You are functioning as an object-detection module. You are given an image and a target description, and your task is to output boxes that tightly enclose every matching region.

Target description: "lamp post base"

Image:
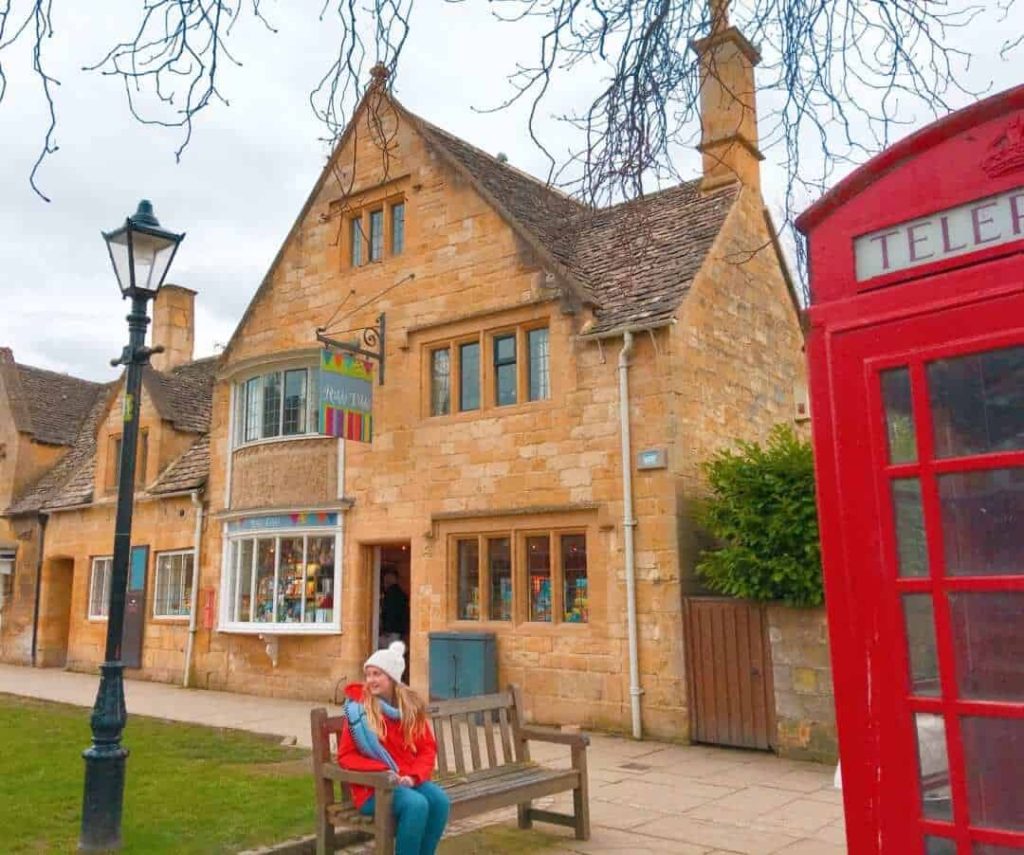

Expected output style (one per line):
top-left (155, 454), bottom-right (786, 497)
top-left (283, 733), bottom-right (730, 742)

top-left (79, 662), bottom-right (129, 851)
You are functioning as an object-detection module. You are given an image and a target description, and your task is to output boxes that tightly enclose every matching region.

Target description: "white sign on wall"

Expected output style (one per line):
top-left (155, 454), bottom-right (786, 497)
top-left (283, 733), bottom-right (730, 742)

top-left (854, 186), bottom-right (1024, 282)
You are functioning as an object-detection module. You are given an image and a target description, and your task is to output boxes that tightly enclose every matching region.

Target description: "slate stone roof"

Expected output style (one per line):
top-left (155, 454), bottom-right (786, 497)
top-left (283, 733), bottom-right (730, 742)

top-left (568, 182), bottom-right (738, 334)
top-left (0, 348), bottom-right (106, 446)
top-left (149, 434), bottom-right (209, 495)
top-left (5, 357), bottom-right (218, 515)
top-left (143, 356), bottom-right (217, 433)
top-left (409, 110), bottom-right (738, 334)
top-left (5, 385), bottom-right (113, 514)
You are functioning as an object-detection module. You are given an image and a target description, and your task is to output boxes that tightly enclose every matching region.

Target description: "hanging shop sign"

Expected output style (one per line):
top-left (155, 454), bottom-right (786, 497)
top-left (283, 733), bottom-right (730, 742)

top-left (319, 349), bottom-right (374, 442)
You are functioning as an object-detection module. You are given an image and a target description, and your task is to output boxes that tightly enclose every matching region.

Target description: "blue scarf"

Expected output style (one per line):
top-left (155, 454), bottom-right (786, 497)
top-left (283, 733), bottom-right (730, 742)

top-left (343, 697), bottom-right (401, 773)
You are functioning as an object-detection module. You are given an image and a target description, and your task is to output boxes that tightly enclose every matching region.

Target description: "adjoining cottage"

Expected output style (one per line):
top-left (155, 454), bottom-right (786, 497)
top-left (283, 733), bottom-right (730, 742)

top-left (2, 11), bottom-right (807, 741)
top-left (1, 286), bottom-right (216, 681)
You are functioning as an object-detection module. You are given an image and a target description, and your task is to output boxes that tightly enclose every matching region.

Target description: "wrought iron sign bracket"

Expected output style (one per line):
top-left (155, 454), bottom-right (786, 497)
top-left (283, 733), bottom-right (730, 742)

top-left (315, 313), bottom-right (386, 385)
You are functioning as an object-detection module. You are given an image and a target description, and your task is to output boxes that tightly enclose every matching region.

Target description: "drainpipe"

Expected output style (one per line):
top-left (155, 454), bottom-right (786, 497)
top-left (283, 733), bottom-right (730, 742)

top-left (182, 490), bottom-right (203, 687)
top-left (29, 512), bottom-right (48, 667)
top-left (618, 330), bottom-right (643, 739)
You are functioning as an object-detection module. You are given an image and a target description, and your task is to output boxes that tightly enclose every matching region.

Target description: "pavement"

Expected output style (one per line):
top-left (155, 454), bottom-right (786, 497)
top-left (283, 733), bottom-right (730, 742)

top-left (0, 663), bottom-right (847, 854)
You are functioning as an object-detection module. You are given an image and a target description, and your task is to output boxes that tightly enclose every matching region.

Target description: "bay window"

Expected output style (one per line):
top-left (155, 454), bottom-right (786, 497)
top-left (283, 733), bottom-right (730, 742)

top-left (222, 513), bottom-right (341, 631)
top-left (235, 366), bottom-right (319, 446)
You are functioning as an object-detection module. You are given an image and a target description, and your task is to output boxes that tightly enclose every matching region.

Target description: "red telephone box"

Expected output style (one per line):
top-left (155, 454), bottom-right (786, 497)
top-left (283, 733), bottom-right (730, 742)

top-left (798, 86), bottom-right (1024, 855)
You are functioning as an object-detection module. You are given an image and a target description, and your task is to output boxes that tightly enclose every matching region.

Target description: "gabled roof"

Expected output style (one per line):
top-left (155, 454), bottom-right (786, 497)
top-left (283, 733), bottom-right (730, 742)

top-left (142, 357), bottom-right (218, 433)
top-left (5, 357), bottom-right (217, 515)
top-left (221, 87), bottom-right (741, 359)
top-left (0, 347), bottom-right (106, 446)
top-left (569, 182), bottom-right (739, 334)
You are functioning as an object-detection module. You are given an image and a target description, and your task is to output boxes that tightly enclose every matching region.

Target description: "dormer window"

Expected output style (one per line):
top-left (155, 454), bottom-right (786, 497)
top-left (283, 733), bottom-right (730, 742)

top-left (235, 366), bottom-right (319, 447)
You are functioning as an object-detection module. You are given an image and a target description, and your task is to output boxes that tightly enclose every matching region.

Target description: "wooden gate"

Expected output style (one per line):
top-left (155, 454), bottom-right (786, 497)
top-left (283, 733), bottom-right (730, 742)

top-left (684, 597), bottom-right (774, 750)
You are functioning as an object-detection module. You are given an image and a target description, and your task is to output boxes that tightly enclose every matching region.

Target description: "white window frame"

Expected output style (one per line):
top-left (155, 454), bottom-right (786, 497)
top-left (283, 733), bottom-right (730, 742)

top-left (232, 362), bottom-right (321, 449)
top-left (153, 550), bottom-right (194, 620)
top-left (0, 551), bottom-right (14, 612)
top-left (218, 515), bottom-right (344, 635)
top-left (88, 556), bottom-right (113, 620)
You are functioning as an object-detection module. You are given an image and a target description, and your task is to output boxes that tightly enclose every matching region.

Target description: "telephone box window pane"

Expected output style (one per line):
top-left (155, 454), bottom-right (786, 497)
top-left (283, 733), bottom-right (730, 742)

top-left (928, 345), bottom-right (1024, 458)
top-left (526, 536), bottom-right (551, 622)
top-left (914, 713), bottom-right (952, 821)
top-left (460, 342), bottom-right (481, 412)
top-left (562, 534), bottom-right (588, 623)
top-left (456, 539), bottom-right (479, 620)
top-left (974, 844), bottom-right (1024, 854)
top-left (893, 478), bottom-right (929, 578)
top-left (951, 591), bottom-right (1024, 702)
top-left (962, 716), bottom-right (1024, 832)
top-left (488, 537), bottom-right (512, 621)
top-left (939, 468), bottom-right (1024, 576)
top-left (881, 367), bottom-right (918, 463)
top-left (903, 595), bottom-right (941, 697)
top-left (923, 838), bottom-right (956, 855)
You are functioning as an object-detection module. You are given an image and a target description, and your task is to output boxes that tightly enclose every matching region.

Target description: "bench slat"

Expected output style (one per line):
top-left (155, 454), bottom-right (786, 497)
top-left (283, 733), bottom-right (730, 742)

top-left (497, 706), bottom-right (514, 764)
top-left (481, 712), bottom-right (497, 774)
top-left (425, 691), bottom-right (511, 716)
top-left (464, 714), bottom-right (483, 771)
top-left (432, 717), bottom-right (449, 777)
top-left (450, 715), bottom-right (466, 776)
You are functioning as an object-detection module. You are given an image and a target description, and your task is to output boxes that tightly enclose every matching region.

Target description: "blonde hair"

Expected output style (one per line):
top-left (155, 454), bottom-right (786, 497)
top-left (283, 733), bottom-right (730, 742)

top-left (362, 681), bottom-right (429, 748)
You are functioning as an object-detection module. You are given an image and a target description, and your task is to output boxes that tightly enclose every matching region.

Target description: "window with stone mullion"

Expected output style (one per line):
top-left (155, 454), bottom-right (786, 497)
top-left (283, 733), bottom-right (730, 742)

top-left (431, 348), bottom-right (451, 416)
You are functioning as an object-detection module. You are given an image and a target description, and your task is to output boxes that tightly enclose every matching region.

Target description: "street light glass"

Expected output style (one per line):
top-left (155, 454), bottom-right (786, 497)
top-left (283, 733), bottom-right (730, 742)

top-left (102, 200), bottom-right (185, 299)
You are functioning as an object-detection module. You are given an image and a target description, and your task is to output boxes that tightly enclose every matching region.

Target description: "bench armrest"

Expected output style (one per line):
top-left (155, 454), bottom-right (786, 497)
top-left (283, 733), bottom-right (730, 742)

top-left (520, 725), bottom-right (590, 748)
top-left (319, 762), bottom-right (397, 789)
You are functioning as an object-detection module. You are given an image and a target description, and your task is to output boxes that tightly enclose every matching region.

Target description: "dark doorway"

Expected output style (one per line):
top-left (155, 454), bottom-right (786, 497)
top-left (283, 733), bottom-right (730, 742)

top-left (37, 557), bottom-right (74, 667)
top-left (372, 543), bottom-right (411, 664)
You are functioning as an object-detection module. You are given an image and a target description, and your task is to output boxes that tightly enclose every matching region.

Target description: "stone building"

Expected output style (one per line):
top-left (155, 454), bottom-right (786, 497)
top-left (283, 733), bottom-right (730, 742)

top-left (1, 286), bottom-right (216, 682)
top-left (185, 20), bottom-right (805, 739)
top-left (3, 14), bottom-right (813, 744)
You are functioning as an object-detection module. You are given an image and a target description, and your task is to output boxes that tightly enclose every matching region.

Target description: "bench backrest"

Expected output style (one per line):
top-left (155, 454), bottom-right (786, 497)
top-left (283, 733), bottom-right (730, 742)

top-left (427, 686), bottom-right (529, 778)
top-left (310, 684), bottom-right (528, 786)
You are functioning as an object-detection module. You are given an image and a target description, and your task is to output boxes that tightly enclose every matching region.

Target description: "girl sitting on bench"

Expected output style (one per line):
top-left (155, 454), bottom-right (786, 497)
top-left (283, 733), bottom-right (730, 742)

top-left (338, 640), bottom-right (450, 855)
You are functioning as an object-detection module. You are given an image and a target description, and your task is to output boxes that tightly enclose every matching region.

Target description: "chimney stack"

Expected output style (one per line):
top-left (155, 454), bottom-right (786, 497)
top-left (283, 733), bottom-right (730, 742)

top-left (692, 0), bottom-right (764, 193)
top-left (150, 284), bottom-right (196, 372)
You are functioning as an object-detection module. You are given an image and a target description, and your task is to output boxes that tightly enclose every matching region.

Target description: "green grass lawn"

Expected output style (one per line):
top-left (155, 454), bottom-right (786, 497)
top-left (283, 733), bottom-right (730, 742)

top-left (0, 694), bottom-right (561, 854)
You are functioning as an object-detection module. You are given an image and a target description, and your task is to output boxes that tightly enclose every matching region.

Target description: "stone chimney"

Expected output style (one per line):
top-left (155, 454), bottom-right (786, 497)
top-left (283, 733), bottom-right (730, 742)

top-left (150, 284), bottom-right (195, 372)
top-left (693, 0), bottom-right (764, 193)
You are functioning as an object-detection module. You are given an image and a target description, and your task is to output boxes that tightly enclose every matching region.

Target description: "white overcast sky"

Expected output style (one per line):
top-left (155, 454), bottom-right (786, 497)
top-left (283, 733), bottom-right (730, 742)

top-left (0, 2), bottom-right (1019, 382)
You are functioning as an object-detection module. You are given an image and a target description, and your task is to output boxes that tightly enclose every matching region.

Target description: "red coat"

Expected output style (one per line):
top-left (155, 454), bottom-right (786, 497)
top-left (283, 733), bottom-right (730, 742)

top-left (336, 683), bottom-right (437, 809)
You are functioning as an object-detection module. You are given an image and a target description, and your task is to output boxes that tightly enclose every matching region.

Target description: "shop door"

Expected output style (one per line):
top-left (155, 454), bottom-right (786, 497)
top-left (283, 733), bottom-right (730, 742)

top-left (833, 287), bottom-right (1024, 854)
top-left (121, 545), bottom-right (148, 669)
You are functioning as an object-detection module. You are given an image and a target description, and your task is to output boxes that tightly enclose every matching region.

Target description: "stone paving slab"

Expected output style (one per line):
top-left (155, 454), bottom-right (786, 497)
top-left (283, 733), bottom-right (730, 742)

top-left (0, 664), bottom-right (847, 854)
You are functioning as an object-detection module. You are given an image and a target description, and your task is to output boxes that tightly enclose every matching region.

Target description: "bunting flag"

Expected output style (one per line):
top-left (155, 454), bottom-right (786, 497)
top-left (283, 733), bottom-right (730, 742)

top-left (319, 349), bottom-right (374, 442)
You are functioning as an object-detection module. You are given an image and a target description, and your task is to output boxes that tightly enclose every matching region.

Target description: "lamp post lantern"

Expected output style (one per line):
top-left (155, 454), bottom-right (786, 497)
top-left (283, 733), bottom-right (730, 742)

top-left (79, 200), bottom-right (184, 851)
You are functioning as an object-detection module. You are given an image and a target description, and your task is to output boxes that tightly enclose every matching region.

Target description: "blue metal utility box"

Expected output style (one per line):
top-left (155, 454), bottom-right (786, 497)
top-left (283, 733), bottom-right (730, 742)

top-left (428, 631), bottom-right (498, 700)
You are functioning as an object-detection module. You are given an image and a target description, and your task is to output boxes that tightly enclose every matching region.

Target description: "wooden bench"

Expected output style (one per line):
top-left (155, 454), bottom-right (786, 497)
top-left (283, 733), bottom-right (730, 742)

top-left (310, 685), bottom-right (590, 855)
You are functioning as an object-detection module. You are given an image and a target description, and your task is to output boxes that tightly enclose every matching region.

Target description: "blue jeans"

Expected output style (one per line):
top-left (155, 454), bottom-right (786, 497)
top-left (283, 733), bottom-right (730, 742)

top-left (360, 781), bottom-right (450, 855)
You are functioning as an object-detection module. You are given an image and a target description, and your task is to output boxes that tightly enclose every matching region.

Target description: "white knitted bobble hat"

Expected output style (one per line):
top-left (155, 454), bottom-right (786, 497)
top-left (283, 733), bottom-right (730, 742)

top-left (364, 640), bottom-right (407, 685)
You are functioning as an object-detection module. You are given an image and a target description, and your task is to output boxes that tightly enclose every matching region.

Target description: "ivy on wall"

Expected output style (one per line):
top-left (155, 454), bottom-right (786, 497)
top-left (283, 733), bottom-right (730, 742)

top-left (696, 425), bottom-right (824, 607)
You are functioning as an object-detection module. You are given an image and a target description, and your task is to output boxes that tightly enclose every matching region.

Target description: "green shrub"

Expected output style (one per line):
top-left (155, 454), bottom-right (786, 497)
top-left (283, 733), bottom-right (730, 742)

top-left (696, 425), bottom-right (823, 606)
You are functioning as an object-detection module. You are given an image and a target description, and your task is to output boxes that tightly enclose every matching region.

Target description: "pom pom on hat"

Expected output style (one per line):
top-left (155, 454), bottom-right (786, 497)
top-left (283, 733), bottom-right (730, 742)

top-left (364, 640), bottom-right (407, 684)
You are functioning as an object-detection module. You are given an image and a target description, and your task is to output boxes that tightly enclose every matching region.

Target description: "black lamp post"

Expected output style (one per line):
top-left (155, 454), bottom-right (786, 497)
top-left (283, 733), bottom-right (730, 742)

top-left (79, 200), bottom-right (184, 851)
